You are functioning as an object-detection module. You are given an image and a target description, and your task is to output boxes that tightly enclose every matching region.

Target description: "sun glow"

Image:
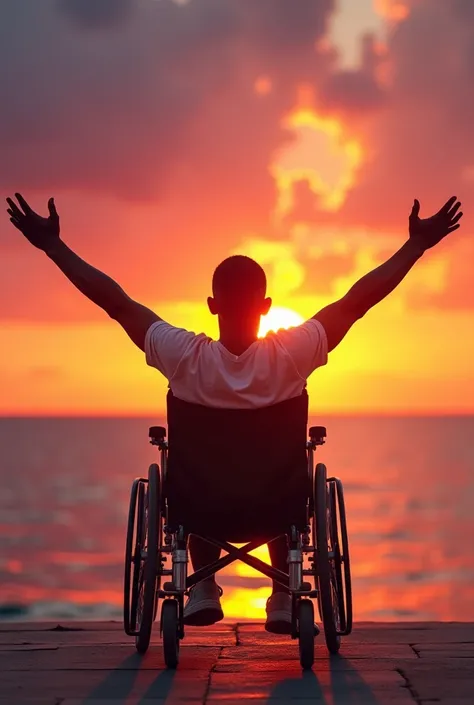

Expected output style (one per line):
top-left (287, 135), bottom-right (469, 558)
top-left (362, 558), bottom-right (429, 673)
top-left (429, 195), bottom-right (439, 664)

top-left (258, 306), bottom-right (305, 337)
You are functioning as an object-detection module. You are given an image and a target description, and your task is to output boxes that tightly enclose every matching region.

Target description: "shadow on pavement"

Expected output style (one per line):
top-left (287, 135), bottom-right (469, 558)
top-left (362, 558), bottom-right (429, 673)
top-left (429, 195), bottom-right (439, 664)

top-left (80, 653), bottom-right (176, 704)
top-left (328, 655), bottom-right (385, 704)
top-left (269, 655), bottom-right (384, 704)
top-left (137, 668), bottom-right (177, 703)
top-left (269, 669), bottom-right (325, 700)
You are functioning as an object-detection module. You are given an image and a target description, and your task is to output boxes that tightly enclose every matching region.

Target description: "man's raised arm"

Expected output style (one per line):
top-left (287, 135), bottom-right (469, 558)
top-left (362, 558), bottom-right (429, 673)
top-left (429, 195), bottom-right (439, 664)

top-left (314, 196), bottom-right (463, 353)
top-left (6, 193), bottom-right (160, 351)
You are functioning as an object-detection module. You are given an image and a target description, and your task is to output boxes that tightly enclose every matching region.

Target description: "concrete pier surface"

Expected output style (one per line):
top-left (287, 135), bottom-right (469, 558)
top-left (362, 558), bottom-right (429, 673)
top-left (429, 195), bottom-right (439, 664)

top-left (0, 621), bottom-right (473, 704)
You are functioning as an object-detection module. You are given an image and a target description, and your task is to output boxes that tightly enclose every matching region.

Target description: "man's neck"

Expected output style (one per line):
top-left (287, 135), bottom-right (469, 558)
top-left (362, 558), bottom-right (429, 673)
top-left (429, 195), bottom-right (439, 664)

top-left (218, 328), bottom-right (259, 357)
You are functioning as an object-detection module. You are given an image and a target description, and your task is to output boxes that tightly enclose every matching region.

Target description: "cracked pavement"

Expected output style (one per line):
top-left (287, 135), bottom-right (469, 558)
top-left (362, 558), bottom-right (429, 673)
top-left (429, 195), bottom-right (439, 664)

top-left (0, 621), bottom-right (473, 703)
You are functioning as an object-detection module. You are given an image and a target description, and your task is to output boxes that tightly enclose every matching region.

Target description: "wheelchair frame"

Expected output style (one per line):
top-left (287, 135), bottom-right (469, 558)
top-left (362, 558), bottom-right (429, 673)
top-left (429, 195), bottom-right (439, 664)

top-left (123, 424), bottom-right (352, 670)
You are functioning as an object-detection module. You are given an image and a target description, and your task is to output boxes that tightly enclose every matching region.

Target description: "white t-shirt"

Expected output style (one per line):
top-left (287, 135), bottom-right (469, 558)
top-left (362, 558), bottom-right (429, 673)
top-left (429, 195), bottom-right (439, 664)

top-left (145, 319), bottom-right (328, 409)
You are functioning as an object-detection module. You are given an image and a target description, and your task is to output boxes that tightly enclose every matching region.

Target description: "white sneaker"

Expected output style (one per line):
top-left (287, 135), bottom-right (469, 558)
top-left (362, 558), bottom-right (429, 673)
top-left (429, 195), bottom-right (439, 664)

top-left (265, 592), bottom-right (293, 634)
top-left (183, 580), bottom-right (224, 626)
top-left (265, 593), bottom-right (320, 636)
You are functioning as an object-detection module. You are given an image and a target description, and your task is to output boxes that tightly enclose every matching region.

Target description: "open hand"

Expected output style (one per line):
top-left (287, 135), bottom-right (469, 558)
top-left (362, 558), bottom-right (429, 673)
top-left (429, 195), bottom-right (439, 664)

top-left (6, 193), bottom-right (60, 252)
top-left (409, 196), bottom-right (463, 251)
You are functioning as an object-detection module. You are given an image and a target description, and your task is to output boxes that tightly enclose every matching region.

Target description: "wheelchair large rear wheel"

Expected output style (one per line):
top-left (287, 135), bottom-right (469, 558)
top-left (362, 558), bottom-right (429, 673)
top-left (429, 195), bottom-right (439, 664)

top-left (328, 480), bottom-right (353, 635)
top-left (314, 463), bottom-right (341, 654)
top-left (135, 463), bottom-right (161, 654)
top-left (124, 479), bottom-right (145, 635)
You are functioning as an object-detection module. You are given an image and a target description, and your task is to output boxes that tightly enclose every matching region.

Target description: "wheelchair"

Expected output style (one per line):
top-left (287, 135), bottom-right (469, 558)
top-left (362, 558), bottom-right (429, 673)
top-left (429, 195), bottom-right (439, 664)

top-left (123, 390), bottom-right (352, 670)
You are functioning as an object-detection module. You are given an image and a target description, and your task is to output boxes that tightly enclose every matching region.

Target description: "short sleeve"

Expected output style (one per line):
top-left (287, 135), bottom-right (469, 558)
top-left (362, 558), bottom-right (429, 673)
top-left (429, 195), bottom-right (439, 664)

top-left (144, 320), bottom-right (197, 380)
top-left (273, 319), bottom-right (328, 379)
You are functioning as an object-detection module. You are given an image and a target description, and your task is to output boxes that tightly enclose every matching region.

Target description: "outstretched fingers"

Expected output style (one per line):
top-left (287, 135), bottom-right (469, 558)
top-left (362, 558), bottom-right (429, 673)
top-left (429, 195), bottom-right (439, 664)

top-left (449, 210), bottom-right (463, 226)
top-left (446, 202), bottom-right (462, 231)
top-left (6, 197), bottom-right (23, 219)
top-left (6, 199), bottom-right (24, 231)
top-left (48, 197), bottom-right (58, 220)
top-left (448, 199), bottom-right (461, 216)
top-left (437, 196), bottom-right (458, 216)
top-left (14, 193), bottom-right (33, 215)
top-left (9, 218), bottom-right (21, 231)
top-left (447, 224), bottom-right (461, 234)
top-left (444, 200), bottom-right (463, 235)
top-left (438, 197), bottom-right (463, 235)
top-left (410, 199), bottom-right (420, 219)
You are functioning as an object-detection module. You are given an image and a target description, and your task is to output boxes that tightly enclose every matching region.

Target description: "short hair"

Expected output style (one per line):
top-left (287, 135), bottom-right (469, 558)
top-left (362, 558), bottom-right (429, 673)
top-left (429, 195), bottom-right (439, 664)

top-left (212, 255), bottom-right (267, 306)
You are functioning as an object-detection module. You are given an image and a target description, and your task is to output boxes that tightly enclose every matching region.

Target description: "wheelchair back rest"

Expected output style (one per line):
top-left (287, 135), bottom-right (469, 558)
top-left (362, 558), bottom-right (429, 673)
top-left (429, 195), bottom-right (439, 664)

top-left (165, 390), bottom-right (310, 500)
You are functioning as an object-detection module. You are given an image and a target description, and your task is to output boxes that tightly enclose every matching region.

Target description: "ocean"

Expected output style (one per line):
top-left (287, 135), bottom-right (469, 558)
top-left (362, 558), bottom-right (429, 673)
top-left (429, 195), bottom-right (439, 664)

top-left (0, 416), bottom-right (473, 623)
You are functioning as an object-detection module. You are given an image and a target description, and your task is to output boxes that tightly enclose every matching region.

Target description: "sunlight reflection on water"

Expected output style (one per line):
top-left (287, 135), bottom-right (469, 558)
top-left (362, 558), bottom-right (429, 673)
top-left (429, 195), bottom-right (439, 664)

top-left (0, 416), bottom-right (473, 621)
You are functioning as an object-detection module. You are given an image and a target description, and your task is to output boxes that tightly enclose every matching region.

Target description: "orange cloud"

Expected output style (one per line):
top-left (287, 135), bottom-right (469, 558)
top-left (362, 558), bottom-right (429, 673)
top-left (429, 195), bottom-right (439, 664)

top-left (374, 0), bottom-right (410, 22)
top-left (272, 104), bottom-right (363, 219)
top-left (2, 0), bottom-right (474, 415)
top-left (254, 76), bottom-right (273, 96)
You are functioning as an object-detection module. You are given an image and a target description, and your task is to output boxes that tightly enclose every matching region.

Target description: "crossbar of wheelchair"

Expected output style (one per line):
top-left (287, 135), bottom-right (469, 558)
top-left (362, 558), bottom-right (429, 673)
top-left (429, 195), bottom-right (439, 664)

top-left (186, 535), bottom-right (289, 590)
top-left (185, 536), bottom-right (264, 588)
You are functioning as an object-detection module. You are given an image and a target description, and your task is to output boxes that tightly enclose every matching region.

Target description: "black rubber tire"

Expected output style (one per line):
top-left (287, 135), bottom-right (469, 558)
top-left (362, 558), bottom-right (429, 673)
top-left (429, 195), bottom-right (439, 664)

top-left (329, 482), bottom-right (346, 633)
top-left (162, 599), bottom-right (180, 669)
top-left (124, 480), bottom-right (144, 635)
top-left (153, 591), bottom-right (159, 623)
top-left (315, 463), bottom-right (341, 655)
top-left (298, 599), bottom-right (315, 670)
top-left (135, 463), bottom-right (160, 655)
top-left (123, 479), bottom-right (138, 635)
top-left (336, 479), bottom-right (353, 634)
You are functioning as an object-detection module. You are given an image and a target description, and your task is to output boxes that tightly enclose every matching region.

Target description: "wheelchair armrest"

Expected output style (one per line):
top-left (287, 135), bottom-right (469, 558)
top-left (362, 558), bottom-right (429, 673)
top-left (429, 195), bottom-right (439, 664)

top-left (309, 426), bottom-right (326, 445)
top-left (149, 426), bottom-right (167, 443)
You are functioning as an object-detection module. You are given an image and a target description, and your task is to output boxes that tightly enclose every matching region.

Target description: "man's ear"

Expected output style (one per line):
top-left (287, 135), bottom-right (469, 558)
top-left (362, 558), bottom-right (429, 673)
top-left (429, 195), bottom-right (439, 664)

top-left (262, 297), bottom-right (272, 316)
top-left (208, 296), bottom-right (218, 315)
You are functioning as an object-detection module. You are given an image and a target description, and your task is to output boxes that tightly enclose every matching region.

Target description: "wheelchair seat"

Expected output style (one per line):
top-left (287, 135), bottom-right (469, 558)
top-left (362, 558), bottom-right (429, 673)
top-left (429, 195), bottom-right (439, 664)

top-left (164, 389), bottom-right (311, 541)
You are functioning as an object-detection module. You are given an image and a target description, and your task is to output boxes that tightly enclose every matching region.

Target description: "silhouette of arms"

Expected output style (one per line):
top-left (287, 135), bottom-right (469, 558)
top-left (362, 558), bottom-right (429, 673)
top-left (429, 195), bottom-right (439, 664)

top-left (6, 194), bottom-right (160, 351)
top-left (313, 197), bottom-right (463, 353)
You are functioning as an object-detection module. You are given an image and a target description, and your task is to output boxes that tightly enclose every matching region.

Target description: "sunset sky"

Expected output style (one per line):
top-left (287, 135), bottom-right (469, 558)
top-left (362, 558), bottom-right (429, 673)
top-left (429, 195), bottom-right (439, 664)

top-left (1, 0), bottom-right (473, 415)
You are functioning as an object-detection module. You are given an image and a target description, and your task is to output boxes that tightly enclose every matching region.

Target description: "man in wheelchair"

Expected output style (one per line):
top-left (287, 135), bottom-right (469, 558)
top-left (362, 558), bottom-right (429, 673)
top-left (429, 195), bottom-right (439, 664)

top-left (6, 193), bottom-right (462, 653)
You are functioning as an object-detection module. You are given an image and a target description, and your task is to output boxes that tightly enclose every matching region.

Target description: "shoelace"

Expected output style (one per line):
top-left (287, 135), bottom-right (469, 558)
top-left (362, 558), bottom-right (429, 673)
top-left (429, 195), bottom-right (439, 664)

top-left (266, 592), bottom-right (291, 606)
top-left (188, 582), bottom-right (223, 597)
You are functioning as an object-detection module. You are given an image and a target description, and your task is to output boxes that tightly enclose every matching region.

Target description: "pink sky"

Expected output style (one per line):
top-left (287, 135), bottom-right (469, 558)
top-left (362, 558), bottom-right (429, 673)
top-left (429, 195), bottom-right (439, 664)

top-left (1, 0), bottom-right (473, 415)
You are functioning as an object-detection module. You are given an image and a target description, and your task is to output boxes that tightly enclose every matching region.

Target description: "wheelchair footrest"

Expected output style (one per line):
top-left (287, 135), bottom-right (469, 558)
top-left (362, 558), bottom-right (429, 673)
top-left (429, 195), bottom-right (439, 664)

top-left (293, 589), bottom-right (318, 599)
top-left (159, 582), bottom-right (185, 597)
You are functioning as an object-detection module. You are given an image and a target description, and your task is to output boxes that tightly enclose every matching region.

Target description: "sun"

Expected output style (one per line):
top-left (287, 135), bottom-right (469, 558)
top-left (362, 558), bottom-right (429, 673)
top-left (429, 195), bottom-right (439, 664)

top-left (258, 306), bottom-right (305, 338)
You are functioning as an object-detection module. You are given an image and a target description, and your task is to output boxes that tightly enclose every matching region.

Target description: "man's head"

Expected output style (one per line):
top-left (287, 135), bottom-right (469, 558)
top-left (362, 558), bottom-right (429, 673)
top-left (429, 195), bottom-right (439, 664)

top-left (208, 255), bottom-right (272, 332)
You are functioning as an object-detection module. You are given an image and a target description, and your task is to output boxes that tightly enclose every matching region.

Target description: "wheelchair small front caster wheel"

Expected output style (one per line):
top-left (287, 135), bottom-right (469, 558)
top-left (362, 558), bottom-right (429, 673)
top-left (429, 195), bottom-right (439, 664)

top-left (161, 599), bottom-right (180, 669)
top-left (298, 599), bottom-right (315, 670)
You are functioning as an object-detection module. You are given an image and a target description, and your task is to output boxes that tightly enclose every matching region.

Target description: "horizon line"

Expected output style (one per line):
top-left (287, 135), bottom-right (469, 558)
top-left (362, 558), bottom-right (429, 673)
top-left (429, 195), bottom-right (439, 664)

top-left (1, 410), bottom-right (473, 419)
